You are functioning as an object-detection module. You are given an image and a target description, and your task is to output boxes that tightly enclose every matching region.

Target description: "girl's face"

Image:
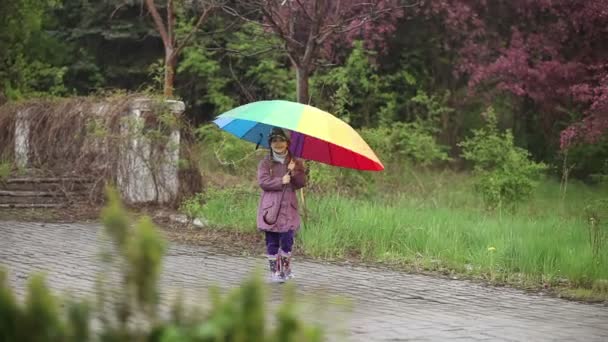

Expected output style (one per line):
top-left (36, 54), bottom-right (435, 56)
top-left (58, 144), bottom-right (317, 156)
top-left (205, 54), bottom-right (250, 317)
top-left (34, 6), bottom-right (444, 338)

top-left (271, 137), bottom-right (288, 154)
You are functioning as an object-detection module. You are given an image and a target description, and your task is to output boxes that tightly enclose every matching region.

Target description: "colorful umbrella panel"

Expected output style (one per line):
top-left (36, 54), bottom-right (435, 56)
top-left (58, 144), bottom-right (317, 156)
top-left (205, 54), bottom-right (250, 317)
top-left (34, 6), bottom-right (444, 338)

top-left (213, 100), bottom-right (383, 171)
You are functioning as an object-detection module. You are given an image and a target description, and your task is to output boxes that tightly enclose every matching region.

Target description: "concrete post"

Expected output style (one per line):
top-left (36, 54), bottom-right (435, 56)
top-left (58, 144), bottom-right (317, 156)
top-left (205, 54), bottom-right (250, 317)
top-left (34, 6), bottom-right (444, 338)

top-left (14, 109), bottom-right (30, 169)
top-left (117, 98), bottom-right (184, 203)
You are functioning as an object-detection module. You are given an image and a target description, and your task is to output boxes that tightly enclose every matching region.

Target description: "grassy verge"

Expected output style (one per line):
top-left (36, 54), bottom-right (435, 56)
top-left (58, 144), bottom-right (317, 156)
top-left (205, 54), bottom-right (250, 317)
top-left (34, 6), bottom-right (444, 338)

top-left (182, 174), bottom-right (608, 302)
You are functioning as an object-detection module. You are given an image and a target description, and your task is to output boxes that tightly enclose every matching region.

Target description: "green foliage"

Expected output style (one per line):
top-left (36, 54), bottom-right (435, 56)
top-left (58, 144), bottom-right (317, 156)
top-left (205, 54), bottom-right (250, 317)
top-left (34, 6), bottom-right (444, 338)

top-left (0, 270), bottom-right (20, 342)
top-left (177, 20), bottom-right (294, 117)
top-left (155, 277), bottom-right (321, 342)
top-left (178, 45), bottom-right (235, 113)
top-left (100, 186), bottom-right (130, 249)
top-left (311, 41), bottom-right (452, 131)
top-left (0, 0), bottom-right (68, 99)
top-left (23, 274), bottom-right (66, 341)
top-left (65, 299), bottom-right (91, 342)
top-left (563, 136), bottom-right (608, 181)
top-left (409, 90), bottom-right (454, 128)
top-left (360, 119), bottom-right (449, 167)
top-left (313, 41), bottom-right (383, 127)
top-left (126, 216), bottom-right (166, 315)
top-left (225, 22), bottom-right (295, 101)
top-left (459, 107), bottom-right (547, 209)
top-left (0, 270), bottom-right (88, 342)
top-left (179, 192), bottom-right (207, 219)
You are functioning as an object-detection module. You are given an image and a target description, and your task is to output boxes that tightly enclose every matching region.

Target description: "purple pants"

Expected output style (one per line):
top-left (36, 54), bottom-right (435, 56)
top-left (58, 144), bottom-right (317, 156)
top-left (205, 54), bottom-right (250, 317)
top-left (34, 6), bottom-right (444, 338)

top-left (265, 230), bottom-right (295, 256)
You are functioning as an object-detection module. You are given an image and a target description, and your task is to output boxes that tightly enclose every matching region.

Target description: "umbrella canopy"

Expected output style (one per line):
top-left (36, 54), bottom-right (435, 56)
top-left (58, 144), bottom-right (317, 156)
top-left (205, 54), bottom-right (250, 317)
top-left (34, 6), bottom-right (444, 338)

top-left (213, 100), bottom-right (384, 171)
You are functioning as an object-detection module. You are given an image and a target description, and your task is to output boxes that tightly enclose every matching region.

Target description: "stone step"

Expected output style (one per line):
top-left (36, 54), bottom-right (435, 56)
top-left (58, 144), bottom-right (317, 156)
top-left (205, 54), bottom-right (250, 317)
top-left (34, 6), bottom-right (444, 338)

top-left (0, 190), bottom-right (75, 197)
top-left (0, 177), bottom-right (93, 208)
top-left (0, 194), bottom-right (77, 205)
top-left (0, 203), bottom-right (66, 209)
top-left (0, 177), bottom-right (93, 192)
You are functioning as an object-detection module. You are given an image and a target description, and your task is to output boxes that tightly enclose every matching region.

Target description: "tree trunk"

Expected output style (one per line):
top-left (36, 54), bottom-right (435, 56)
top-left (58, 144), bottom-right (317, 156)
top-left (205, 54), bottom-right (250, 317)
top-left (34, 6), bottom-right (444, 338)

top-left (295, 65), bottom-right (309, 104)
top-left (164, 53), bottom-right (176, 97)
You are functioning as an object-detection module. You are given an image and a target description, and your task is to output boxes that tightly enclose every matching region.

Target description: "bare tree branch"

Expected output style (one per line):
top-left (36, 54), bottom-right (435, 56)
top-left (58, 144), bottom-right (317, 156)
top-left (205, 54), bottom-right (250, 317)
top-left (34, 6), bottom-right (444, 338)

top-left (316, 2), bottom-right (416, 44)
top-left (220, 47), bottom-right (278, 57)
top-left (174, 5), bottom-right (215, 57)
top-left (224, 0), bottom-right (300, 51)
top-left (301, 0), bottom-right (324, 67)
top-left (258, 5), bottom-right (304, 51)
top-left (293, 0), bottom-right (314, 22)
top-left (221, 4), bottom-right (271, 28)
top-left (145, 0), bottom-right (170, 48)
top-left (167, 0), bottom-right (175, 47)
top-left (110, 1), bottom-right (128, 19)
top-left (228, 58), bottom-right (256, 102)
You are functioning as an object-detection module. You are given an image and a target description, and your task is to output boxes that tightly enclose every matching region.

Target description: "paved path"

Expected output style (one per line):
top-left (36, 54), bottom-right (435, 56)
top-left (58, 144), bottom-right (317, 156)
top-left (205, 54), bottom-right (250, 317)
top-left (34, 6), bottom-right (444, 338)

top-left (1, 221), bottom-right (607, 341)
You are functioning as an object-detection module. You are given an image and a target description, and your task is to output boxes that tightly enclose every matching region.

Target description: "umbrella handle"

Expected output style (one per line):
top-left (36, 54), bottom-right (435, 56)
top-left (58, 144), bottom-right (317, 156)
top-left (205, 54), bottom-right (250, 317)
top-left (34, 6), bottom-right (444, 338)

top-left (262, 169), bottom-right (291, 225)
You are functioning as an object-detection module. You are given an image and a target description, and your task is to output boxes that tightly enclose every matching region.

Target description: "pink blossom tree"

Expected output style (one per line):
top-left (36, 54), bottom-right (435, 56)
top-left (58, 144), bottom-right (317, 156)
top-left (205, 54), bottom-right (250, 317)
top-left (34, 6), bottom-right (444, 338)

top-left (432, 0), bottom-right (608, 149)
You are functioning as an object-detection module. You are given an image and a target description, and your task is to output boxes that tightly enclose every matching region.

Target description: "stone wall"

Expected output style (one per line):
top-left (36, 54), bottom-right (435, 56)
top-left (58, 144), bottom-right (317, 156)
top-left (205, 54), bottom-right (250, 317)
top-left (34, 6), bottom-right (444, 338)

top-left (11, 97), bottom-right (183, 204)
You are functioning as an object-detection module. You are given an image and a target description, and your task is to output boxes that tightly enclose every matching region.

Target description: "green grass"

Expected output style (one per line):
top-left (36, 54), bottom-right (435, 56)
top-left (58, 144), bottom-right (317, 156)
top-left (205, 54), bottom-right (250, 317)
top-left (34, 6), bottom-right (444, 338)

top-left (184, 172), bottom-right (608, 297)
top-left (299, 194), bottom-right (607, 286)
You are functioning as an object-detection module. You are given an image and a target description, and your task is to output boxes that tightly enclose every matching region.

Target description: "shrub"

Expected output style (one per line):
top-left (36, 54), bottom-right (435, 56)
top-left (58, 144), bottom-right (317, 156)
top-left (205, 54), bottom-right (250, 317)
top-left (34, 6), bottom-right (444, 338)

top-left (459, 107), bottom-right (547, 209)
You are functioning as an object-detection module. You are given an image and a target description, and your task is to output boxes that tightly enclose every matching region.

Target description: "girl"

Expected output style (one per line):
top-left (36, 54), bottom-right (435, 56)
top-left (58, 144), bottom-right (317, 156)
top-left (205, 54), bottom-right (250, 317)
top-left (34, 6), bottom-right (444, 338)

top-left (257, 127), bottom-right (307, 283)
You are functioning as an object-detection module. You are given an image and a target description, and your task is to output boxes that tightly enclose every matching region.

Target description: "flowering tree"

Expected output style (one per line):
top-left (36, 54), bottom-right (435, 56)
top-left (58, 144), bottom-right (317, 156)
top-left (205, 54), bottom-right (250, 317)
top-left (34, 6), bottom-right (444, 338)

top-left (225, 0), bottom-right (408, 104)
top-left (432, 0), bottom-right (608, 149)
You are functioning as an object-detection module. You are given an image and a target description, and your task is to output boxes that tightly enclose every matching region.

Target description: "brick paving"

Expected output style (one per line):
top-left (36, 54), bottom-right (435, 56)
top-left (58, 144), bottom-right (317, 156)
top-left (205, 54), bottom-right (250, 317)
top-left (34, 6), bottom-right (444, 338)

top-left (1, 221), bottom-right (607, 341)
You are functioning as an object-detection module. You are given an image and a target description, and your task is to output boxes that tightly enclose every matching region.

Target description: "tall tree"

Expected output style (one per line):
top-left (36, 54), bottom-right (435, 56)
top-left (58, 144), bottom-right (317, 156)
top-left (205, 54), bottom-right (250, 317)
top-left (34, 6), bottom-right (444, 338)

top-left (144, 0), bottom-right (218, 97)
top-left (225, 0), bottom-right (408, 104)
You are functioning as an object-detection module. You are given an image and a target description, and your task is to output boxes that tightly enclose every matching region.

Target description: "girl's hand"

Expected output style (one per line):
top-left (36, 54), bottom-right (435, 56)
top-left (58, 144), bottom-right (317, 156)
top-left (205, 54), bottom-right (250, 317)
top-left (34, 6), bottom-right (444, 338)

top-left (282, 174), bottom-right (291, 184)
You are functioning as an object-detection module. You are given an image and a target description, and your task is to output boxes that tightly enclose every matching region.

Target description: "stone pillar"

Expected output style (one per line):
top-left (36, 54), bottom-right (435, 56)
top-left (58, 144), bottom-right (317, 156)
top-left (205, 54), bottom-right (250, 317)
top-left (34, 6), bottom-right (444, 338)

top-left (117, 98), bottom-right (184, 203)
top-left (14, 109), bottom-right (30, 169)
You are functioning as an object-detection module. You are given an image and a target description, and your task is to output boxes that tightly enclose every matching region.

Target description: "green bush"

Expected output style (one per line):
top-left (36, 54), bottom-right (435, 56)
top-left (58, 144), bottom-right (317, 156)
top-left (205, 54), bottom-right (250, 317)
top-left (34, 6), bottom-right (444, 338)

top-left (459, 107), bottom-right (547, 210)
top-left (0, 186), bottom-right (323, 341)
top-left (361, 88), bottom-right (450, 167)
top-left (562, 135), bottom-right (608, 181)
top-left (300, 120), bottom-right (449, 197)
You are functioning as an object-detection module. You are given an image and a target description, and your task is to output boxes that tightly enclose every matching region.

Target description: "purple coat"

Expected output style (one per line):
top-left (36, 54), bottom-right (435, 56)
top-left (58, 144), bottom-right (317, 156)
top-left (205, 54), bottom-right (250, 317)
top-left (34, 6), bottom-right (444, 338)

top-left (256, 155), bottom-right (307, 232)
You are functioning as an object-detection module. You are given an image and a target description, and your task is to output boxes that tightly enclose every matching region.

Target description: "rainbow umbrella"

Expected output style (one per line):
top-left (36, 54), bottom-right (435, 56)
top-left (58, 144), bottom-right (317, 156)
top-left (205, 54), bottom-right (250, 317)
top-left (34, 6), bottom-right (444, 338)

top-left (212, 100), bottom-right (383, 171)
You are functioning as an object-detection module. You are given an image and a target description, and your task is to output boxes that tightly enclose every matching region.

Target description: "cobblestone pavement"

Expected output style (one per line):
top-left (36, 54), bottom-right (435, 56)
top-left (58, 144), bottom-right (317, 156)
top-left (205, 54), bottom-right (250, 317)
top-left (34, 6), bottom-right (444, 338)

top-left (1, 221), bottom-right (607, 341)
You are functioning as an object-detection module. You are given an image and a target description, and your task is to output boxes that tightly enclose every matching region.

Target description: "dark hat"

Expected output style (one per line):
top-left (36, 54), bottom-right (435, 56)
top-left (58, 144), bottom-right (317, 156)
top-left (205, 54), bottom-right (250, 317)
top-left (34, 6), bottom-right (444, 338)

top-left (268, 127), bottom-right (290, 142)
